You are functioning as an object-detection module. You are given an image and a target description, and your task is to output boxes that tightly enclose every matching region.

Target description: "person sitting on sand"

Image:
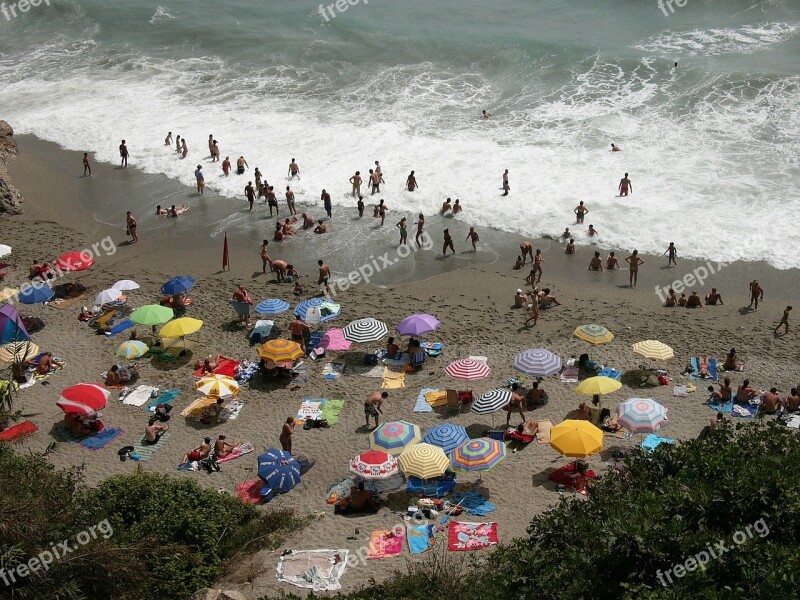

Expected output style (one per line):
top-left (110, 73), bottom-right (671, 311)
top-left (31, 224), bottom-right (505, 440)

top-left (578, 353), bottom-right (601, 373)
top-left (677, 293), bottom-right (687, 307)
top-left (349, 481), bottom-right (380, 511)
top-left (784, 388), bottom-right (800, 413)
top-left (664, 288), bottom-right (677, 307)
top-left (385, 337), bottom-right (400, 360)
top-left (686, 291), bottom-right (703, 308)
top-left (214, 434), bottom-right (240, 459)
top-left (539, 288), bottom-right (561, 307)
top-left (514, 289), bottom-right (526, 307)
top-left (144, 418), bottom-right (169, 445)
top-left (201, 398), bottom-right (225, 425)
top-left (735, 379), bottom-right (757, 403)
top-left (514, 255), bottom-right (524, 270)
top-left (565, 239), bottom-right (576, 255)
top-left (588, 251), bottom-right (603, 271)
top-left (606, 252), bottom-right (620, 270)
top-left (64, 413), bottom-right (97, 437)
top-left (78, 306), bottom-right (95, 321)
top-left (25, 352), bottom-right (62, 376)
top-left (723, 348), bottom-right (738, 371)
top-left (314, 220), bottom-right (328, 234)
top-left (575, 402), bottom-right (591, 421)
top-left (761, 388), bottom-right (782, 414)
top-left (181, 437), bottom-right (213, 465)
top-left (705, 288), bottom-right (723, 305)
top-left (526, 381), bottom-right (547, 410)
top-left (293, 280), bottom-right (304, 296)
top-left (708, 377), bottom-right (732, 401)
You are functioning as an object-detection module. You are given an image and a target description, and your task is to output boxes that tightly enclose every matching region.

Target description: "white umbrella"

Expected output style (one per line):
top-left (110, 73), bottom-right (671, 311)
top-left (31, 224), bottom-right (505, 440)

top-left (111, 279), bottom-right (140, 291)
top-left (95, 288), bottom-right (122, 306)
top-left (0, 244), bottom-right (11, 258)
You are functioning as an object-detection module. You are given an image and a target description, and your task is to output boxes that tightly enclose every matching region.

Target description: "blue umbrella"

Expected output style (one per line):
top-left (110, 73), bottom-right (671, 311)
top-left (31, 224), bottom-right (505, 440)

top-left (256, 298), bottom-right (290, 315)
top-left (18, 284), bottom-right (54, 304)
top-left (294, 297), bottom-right (340, 323)
top-left (161, 276), bottom-right (196, 296)
top-left (258, 449), bottom-right (302, 493)
top-left (422, 423), bottom-right (469, 455)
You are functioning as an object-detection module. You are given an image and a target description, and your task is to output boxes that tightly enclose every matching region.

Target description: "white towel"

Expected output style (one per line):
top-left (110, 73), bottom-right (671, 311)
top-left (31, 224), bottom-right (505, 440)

top-left (122, 385), bottom-right (159, 407)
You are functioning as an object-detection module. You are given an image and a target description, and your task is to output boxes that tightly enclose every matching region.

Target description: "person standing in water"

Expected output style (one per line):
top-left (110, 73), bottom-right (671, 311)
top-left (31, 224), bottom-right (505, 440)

top-left (165, 132), bottom-right (173, 146)
top-left (288, 158), bottom-right (300, 180)
top-left (625, 250), bottom-right (644, 287)
top-left (664, 242), bottom-right (677, 267)
top-left (208, 134), bottom-right (214, 157)
top-left (119, 140), bottom-right (129, 168)
top-left (396, 217), bottom-right (408, 245)
top-left (442, 228), bottom-right (455, 256)
top-left (574, 201), bottom-right (588, 224)
top-left (369, 169), bottom-right (381, 195)
top-left (244, 181), bottom-right (256, 211)
top-left (618, 172), bottom-right (632, 196)
top-left (175, 135), bottom-right (181, 154)
top-left (285, 186), bottom-right (297, 215)
top-left (415, 214), bottom-right (425, 246)
top-left (350, 171), bottom-right (362, 197)
top-left (321, 189), bottom-right (332, 218)
top-left (181, 138), bottom-right (188, 159)
top-left (406, 171), bottom-right (418, 192)
top-left (357, 196), bottom-right (365, 218)
top-left (195, 165), bottom-right (205, 195)
top-left (502, 169), bottom-right (510, 196)
top-left (211, 140), bottom-right (220, 162)
top-left (222, 156), bottom-right (231, 176)
top-left (82, 152), bottom-right (91, 177)
top-left (465, 227), bottom-right (479, 251)
top-left (126, 211), bottom-right (138, 243)
top-left (374, 161), bottom-right (385, 184)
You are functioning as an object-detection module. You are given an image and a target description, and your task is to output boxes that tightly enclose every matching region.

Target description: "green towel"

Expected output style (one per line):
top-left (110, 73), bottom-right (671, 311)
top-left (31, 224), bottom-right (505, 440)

top-left (320, 399), bottom-right (344, 426)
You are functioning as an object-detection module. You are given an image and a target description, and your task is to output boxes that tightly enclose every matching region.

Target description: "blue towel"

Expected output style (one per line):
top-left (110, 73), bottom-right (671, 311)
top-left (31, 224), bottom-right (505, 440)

top-left (414, 388), bottom-right (437, 413)
top-left (642, 434), bottom-right (674, 452)
top-left (707, 398), bottom-right (733, 414)
top-left (597, 368), bottom-right (622, 381)
top-left (691, 357), bottom-right (719, 382)
top-left (144, 389), bottom-right (181, 412)
top-left (407, 524), bottom-right (434, 554)
top-left (107, 319), bottom-right (135, 336)
top-left (451, 490), bottom-right (496, 516)
top-left (79, 427), bottom-right (123, 450)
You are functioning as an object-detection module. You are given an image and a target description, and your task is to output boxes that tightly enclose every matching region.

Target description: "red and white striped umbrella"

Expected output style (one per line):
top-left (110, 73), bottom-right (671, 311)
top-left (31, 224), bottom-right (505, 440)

top-left (56, 383), bottom-right (109, 416)
top-left (444, 358), bottom-right (491, 381)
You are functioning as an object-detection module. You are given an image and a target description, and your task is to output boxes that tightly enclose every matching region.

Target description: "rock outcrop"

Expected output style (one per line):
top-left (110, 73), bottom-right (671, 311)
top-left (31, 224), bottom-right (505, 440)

top-left (0, 120), bottom-right (23, 214)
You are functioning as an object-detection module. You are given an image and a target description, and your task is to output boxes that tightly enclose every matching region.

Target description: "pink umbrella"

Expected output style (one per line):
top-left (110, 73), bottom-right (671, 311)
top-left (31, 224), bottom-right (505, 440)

top-left (445, 358), bottom-right (491, 381)
top-left (320, 328), bottom-right (352, 351)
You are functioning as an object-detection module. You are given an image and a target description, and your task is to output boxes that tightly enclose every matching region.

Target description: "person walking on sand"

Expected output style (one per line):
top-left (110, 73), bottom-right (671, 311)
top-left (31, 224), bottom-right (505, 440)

top-left (288, 158), bottom-right (300, 180)
top-left (119, 140), bottom-right (129, 167)
top-left (520, 241), bottom-right (533, 264)
top-left (280, 417), bottom-right (295, 453)
top-left (465, 227), bottom-right (479, 251)
top-left (525, 293), bottom-right (540, 327)
top-left (82, 152), bottom-right (91, 177)
top-left (574, 201), bottom-right (588, 224)
top-left (222, 156), bottom-right (231, 176)
top-left (442, 228), bottom-right (455, 256)
top-left (165, 132), bottom-right (173, 146)
top-left (321, 189), bottom-right (332, 218)
top-left (126, 211), bottom-right (138, 243)
top-left (195, 165), bottom-right (205, 195)
top-left (245, 181), bottom-right (256, 211)
top-left (406, 171), bottom-right (418, 192)
top-left (364, 391), bottom-right (387, 429)
top-left (775, 306), bottom-right (792, 334)
top-left (533, 249), bottom-right (544, 283)
top-left (749, 280), bottom-right (764, 310)
top-left (625, 250), bottom-right (644, 287)
top-left (502, 169), bottom-right (510, 196)
top-left (285, 186), bottom-right (297, 215)
top-left (236, 156), bottom-right (248, 175)
top-left (664, 242), bottom-right (677, 267)
top-left (318, 259), bottom-right (332, 295)
top-left (350, 171), bottom-right (362, 197)
top-left (618, 172), bottom-right (632, 196)
top-left (260, 240), bottom-right (272, 274)
top-left (415, 214), bottom-right (425, 246)
top-left (396, 217), bottom-right (408, 245)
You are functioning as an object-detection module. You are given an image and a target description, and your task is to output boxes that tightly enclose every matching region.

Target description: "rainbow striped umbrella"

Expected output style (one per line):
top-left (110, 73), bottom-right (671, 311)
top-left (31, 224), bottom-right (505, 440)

top-left (574, 324), bottom-right (614, 344)
top-left (397, 443), bottom-right (451, 479)
top-left (369, 420), bottom-right (421, 456)
top-left (445, 358), bottom-right (491, 381)
top-left (422, 423), bottom-right (469, 455)
top-left (451, 438), bottom-right (506, 472)
top-left (514, 348), bottom-right (562, 376)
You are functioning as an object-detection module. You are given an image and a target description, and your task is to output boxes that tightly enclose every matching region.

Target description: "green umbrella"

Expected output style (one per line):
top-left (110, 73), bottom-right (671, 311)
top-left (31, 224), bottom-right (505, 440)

top-left (130, 304), bottom-right (174, 326)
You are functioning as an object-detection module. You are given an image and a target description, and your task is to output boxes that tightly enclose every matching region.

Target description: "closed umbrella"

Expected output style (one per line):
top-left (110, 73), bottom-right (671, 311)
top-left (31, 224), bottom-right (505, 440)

top-left (451, 438), bottom-right (506, 472)
top-left (396, 314), bottom-right (440, 336)
top-left (195, 374), bottom-right (239, 398)
top-left (574, 324), bottom-right (614, 344)
top-left (95, 288), bottom-right (122, 306)
top-left (343, 318), bottom-right (389, 343)
top-left (550, 420), bottom-right (603, 458)
top-left (57, 383), bottom-right (109, 416)
top-left (576, 376), bottom-right (622, 396)
top-left (514, 349), bottom-right (562, 376)
top-left (116, 340), bottom-right (148, 359)
top-left (617, 398), bottom-right (669, 434)
top-left (257, 339), bottom-right (304, 363)
top-left (397, 443), bottom-right (450, 479)
top-left (54, 251), bottom-right (94, 272)
top-left (445, 358), bottom-right (491, 381)
top-left (159, 317), bottom-right (203, 338)
top-left (111, 279), bottom-right (140, 291)
top-left (161, 276), bottom-right (196, 296)
top-left (131, 304), bottom-right (174, 326)
top-left (350, 450), bottom-right (399, 479)
top-left (18, 285), bottom-right (54, 304)
top-left (422, 423), bottom-right (469, 454)
top-left (369, 420), bottom-right (422, 456)
top-left (294, 297), bottom-right (340, 322)
top-left (633, 340), bottom-right (674, 361)
top-left (471, 388), bottom-right (511, 415)
top-left (255, 298), bottom-right (290, 315)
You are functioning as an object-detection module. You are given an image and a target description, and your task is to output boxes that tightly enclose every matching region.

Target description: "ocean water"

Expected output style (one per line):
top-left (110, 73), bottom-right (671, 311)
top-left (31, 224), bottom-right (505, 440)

top-left (0, 0), bottom-right (798, 267)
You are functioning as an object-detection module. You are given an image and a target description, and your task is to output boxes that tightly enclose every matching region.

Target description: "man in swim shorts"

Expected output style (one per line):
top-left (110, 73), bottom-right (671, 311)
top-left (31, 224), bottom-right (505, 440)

top-left (618, 172), bottom-right (632, 196)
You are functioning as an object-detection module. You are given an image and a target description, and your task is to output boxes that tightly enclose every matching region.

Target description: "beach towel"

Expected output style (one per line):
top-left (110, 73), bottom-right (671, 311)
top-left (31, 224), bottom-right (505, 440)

top-left (180, 397), bottom-right (216, 417)
top-left (276, 549), bottom-right (349, 592)
top-left (122, 385), bottom-right (159, 407)
top-left (597, 368), bottom-right (622, 381)
top-left (354, 363), bottom-right (384, 378)
top-left (447, 522), bottom-right (498, 551)
top-left (236, 479), bottom-right (263, 504)
top-left (673, 385), bottom-right (688, 397)
top-left (642, 434), bottom-right (674, 452)
top-left (424, 390), bottom-right (447, 407)
top-left (383, 356), bottom-right (410, 369)
top-left (732, 403), bottom-right (758, 418)
top-left (218, 441), bottom-right (255, 463)
top-left (536, 419), bottom-right (554, 444)
top-left (249, 320), bottom-right (274, 344)
top-left (451, 490), bottom-right (496, 517)
top-left (322, 362), bottom-right (345, 380)
top-left (548, 462), bottom-right (598, 493)
top-left (707, 398), bottom-right (733, 414)
top-left (144, 389), bottom-right (181, 412)
top-left (80, 427), bottom-right (123, 450)
top-left (382, 368), bottom-right (405, 389)
top-left (0, 420), bottom-right (38, 442)
top-left (690, 357), bottom-right (718, 382)
top-left (223, 398), bottom-right (246, 420)
top-left (130, 431), bottom-right (171, 461)
top-left (414, 388), bottom-right (437, 413)
top-left (407, 524), bottom-right (436, 554)
top-left (368, 529), bottom-right (405, 559)
top-left (30, 358), bottom-right (65, 381)
top-left (320, 399), bottom-right (344, 426)
top-left (48, 295), bottom-right (84, 310)
top-left (296, 399), bottom-right (324, 424)
top-left (106, 318), bottom-right (135, 337)
top-left (56, 423), bottom-right (85, 444)
top-left (193, 356), bottom-right (240, 378)
top-left (782, 415), bottom-right (800, 429)
top-left (560, 366), bottom-right (579, 383)
top-left (236, 361), bottom-right (259, 384)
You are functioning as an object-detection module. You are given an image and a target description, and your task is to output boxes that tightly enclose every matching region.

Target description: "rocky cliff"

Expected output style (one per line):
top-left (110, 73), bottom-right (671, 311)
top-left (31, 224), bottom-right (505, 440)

top-left (0, 120), bottom-right (23, 214)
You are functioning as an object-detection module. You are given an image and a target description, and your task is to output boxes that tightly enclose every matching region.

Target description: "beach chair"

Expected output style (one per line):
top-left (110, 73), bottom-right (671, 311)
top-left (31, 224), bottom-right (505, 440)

top-left (410, 351), bottom-right (426, 372)
top-left (445, 389), bottom-right (463, 414)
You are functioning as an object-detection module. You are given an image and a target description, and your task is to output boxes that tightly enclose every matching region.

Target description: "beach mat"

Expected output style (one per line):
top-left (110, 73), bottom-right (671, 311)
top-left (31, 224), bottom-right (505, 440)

top-left (322, 362), bottom-right (346, 380)
top-left (642, 434), bottom-right (674, 452)
top-left (276, 550), bottom-right (349, 592)
top-left (0, 420), bottom-right (38, 442)
top-left (690, 357), bottom-right (719, 382)
top-left (48, 295), bottom-right (84, 310)
top-left (732, 403), bottom-right (758, 418)
top-left (425, 390), bottom-right (447, 407)
top-left (407, 524), bottom-right (435, 554)
top-left (130, 432), bottom-right (171, 461)
top-left (144, 389), bottom-right (181, 412)
top-left (107, 319), bottom-right (135, 337)
top-left (218, 442), bottom-right (255, 463)
top-left (414, 387), bottom-right (437, 413)
top-left (535, 420), bottom-right (554, 444)
top-left (296, 399), bottom-right (324, 424)
top-left (707, 398), bottom-right (733, 414)
top-left (320, 399), bottom-right (344, 425)
top-left (451, 490), bottom-right (496, 517)
top-left (381, 368), bottom-right (405, 389)
top-left (447, 522), bottom-right (498, 551)
top-left (368, 529), bottom-right (404, 559)
top-left (356, 364), bottom-right (384, 378)
top-left (122, 385), bottom-right (158, 407)
top-left (80, 427), bottom-right (123, 450)
top-left (597, 368), bottom-right (622, 381)
top-left (236, 479), bottom-right (263, 504)
top-left (56, 423), bottom-right (85, 444)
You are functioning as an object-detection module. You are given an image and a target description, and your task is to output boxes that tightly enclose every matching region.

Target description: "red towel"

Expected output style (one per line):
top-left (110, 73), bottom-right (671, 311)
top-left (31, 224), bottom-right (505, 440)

top-left (0, 420), bottom-right (38, 442)
top-left (548, 463), bottom-right (597, 493)
top-left (193, 357), bottom-right (240, 378)
top-left (448, 522), bottom-right (498, 551)
top-left (236, 479), bottom-right (262, 504)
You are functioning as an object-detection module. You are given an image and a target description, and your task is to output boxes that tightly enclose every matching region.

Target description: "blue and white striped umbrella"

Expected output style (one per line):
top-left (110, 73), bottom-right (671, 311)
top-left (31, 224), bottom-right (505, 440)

top-left (422, 423), bottom-right (469, 455)
top-left (617, 398), bottom-right (669, 434)
top-left (255, 298), bottom-right (290, 315)
top-left (294, 297), bottom-right (340, 323)
top-left (471, 388), bottom-right (511, 415)
top-left (514, 349), bottom-right (562, 377)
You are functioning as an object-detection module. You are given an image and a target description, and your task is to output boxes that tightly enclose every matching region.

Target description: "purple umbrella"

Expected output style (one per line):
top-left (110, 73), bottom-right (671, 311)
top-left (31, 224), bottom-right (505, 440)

top-left (396, 314), bottom-right (441, 336)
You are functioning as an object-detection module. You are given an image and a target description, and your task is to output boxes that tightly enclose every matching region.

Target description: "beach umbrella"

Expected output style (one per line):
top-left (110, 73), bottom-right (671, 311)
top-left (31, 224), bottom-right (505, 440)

top-left (514, 349), bottom-right (562, 377)
top-left (0, 244), bottom-right (11, 258)
top-left (369, 420), bottom-right (422, 456)
top-left (258, 451), bottom-right (302, 493)
top-left (111, 279), bottom-right (140, 291)
top-left (422, 423), bottom-right (469, 455)
top-left (159, 317), bottom-right (203, 338)
top-left (397, 443), bottom-right (450, 479)
top-left (54, 251), bottom-right (94, 272)
top-left (57, 383), bottom-right (109, 416)
top-left (18, 285), bottom-right (54, 304)
top-left (576, 376), bottom-right (622, 396)
top-left (255, 298), bottom-right (290, 315)
top-left (0, 288), bottom-right (18, 302)
top-left (131, 304), bottom-right (174, 326)
top-left (95, 288), bottom-right (122, 306)
top-left (116, 340), bottom-right (148, 360)
top-left (471, 388), bottom-right (511, 415)
top-left (161, 275), bottom-right (195, 296)
top-left (451, 438), bottom-right (506, 472)
top-left (633, 340), bottom-right (674, 361)
top-left (343, 318), bottom-right (389, 343)
top-left (445, 358), bottom-right (491, 381)
top-left (395, 314), bottom-right (441, 336)
top-left (257, 448), bottom-right (292, 470)
top-left (574, 324), bottom-right (614, 344)
top-left (550, 420), bottom-right (603, 458)
top-left (0, 304), bottom-right (29, 344)
top-left (0, 340), bottom-right (40, 364)
top-left (350, 450), bottom-right (399, 480)
top-left (195, 374), bottom-right (239, 398)
top-left (294, 297), bottom-right (340, 323)
top-left (257, 339), bottom-right (304, 363)
top-left (320, 328), bottom-right (352, 351)
top-left (617, 398), bottom-right (669, 434)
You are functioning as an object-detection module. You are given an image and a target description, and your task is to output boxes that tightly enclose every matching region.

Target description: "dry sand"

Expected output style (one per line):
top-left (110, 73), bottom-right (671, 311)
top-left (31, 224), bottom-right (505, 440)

top-left (1, 136), bottom-right (798, 598)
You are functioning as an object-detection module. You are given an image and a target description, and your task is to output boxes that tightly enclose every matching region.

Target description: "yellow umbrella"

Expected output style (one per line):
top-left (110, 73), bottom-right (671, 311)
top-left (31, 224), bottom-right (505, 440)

top-left (633, 340), bottom-right (674, 361)
top-left (576, 376), bottom-right (622, 396)
top-left (0, 340), bottom-right (40, 364)
top-left (257, 339), bottom-right (304, 363)
top-left (159, 317), bottom-right (203, 338)
top-left (397, 443), bottom-right (451, 479)
top-left (196, 374), bottom-right (239, 398)
top-left (573, 324), bottom-right (614, 344)
top-left (550, 420), bottom-right (604, 458)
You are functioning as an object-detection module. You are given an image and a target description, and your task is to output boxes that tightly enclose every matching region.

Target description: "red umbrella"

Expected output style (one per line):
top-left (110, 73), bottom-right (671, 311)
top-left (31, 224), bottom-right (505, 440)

top-left (54, 252), bottom-right (95, 272)
top-left (350, 450), bottom-right (399, 479)
top-left (57, 383), bottom-right (109, 415)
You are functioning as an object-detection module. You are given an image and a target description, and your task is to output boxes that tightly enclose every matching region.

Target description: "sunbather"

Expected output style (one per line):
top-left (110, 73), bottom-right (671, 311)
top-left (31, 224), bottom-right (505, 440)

top-left (144, 418), bottom-right (169, 445)
top-left (685, 291), bottom-right (703, 308)
top-left (664, 288), bottom-right (677, 307)
top-left (514, 289), bottom-right (526, 307)
top-left (696, 356), bottom-right (714, 379)
top-left (78, 306), bottom-right (95, 321)
top-left (64, 413), bottom-right (100, 437)
top-left (385, 337), bottom-right (400, 360)
top-left (181, 437), bottom-right (212, 465)
top-left (575, 402), bottom-right (591, 421)
top-left (519, 420), bottom-right (539, 437)
top-left (735, 379), bottom-right (756, 403)
top-left (784, 389), bottom-right (800, 413)
top-left (348, 481), bottom-right (380, 511)
top-left (26, 352), bottom-right (62, 375)
top-left (105, 365), bottom-right (132, 387)
top-left (761, 388), bottom-right (782, 414)
top-left (214, 434), bottom-right (240, 458)
top-left (723, 348), bottom-right (738, 371)
top-left (578, 354), bottom-right (601, 373)
top-left (526, 381), bottom-right (547, 410)
top-left (708, 377), bottom-right (732, 401)
top-left (196, 354), bottom-right (223, 374)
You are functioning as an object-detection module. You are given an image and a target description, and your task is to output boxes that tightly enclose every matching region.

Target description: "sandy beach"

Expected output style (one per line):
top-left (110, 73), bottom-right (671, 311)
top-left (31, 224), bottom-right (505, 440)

top-left (1, 135), bottom-right (798, 598)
